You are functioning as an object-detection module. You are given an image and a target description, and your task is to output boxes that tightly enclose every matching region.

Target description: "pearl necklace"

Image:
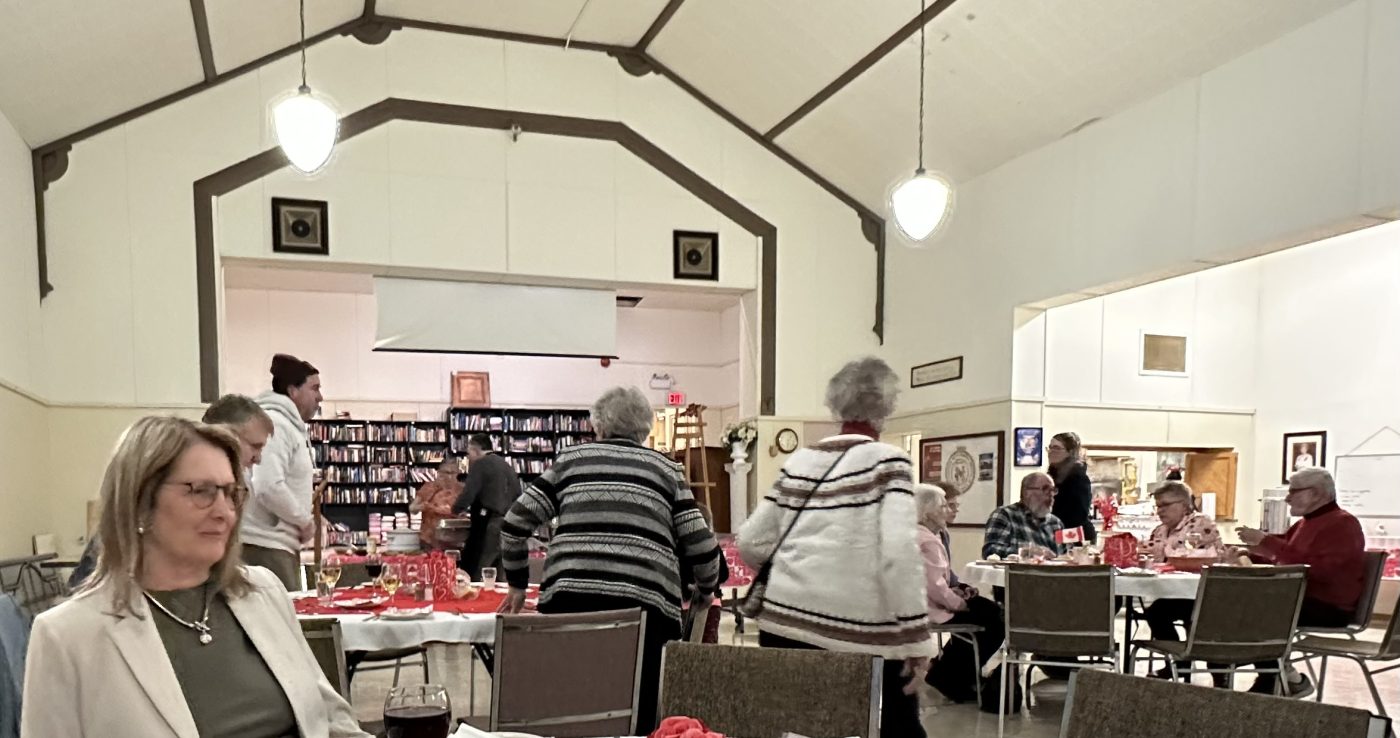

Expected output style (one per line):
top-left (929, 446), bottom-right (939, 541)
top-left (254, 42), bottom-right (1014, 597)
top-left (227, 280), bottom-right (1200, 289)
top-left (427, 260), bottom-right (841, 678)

top-left (144, 586), bottom-right (214, 645)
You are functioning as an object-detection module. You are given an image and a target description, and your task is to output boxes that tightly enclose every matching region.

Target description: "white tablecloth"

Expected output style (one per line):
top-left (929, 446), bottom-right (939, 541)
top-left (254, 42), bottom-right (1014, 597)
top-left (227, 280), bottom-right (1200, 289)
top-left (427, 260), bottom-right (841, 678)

top-left (293, 594), bottom-right (498, 651)
top-left (962, 563), bottom-right (1201, 600)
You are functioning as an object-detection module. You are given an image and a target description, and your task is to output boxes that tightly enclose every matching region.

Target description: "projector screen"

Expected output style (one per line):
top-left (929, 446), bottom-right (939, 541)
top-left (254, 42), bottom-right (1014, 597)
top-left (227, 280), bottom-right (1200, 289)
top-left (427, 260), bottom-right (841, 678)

top-left (373, 277), bottom-right (617, 358)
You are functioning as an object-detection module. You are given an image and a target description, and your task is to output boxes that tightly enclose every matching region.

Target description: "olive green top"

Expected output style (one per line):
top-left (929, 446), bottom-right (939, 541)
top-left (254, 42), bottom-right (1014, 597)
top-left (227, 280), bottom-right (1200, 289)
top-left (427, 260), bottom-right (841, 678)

top-left (146, 582), bottom-right (299, 738)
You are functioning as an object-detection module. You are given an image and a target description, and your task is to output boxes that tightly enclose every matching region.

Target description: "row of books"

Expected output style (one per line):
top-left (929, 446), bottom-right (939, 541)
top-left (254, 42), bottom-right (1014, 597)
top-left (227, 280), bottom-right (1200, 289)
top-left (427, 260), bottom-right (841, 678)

top-left (323, 465), bottom-right (411, 484)
top-left (510, 457), bottom-right (551, 475)
top-left (448, 411), bottom-right (593, 434)
top-left (309, 422), bottom-right (447, 443)
top-left (314, 445), bottom-right (414, 464)
top-left (321, 487), bottom-right (415, 504)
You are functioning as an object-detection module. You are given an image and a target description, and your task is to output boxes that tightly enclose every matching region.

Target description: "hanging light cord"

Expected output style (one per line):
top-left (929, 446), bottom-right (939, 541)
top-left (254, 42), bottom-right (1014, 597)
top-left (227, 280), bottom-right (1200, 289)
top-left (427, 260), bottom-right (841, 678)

top-left (564, 0), bottom-right (595, 50)
top-left (301, 0), bottom-right (312, 90)
top-left (917, 0), bottom-right (926, 172)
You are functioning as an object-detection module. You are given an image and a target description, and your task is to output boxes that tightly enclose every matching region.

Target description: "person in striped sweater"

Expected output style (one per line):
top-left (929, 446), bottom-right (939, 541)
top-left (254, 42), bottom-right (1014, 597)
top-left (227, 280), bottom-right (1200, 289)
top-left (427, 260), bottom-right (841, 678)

top-left (739, 357), bottom-right (934, 738)
top-left (499, 385), bottom-right (720, 734)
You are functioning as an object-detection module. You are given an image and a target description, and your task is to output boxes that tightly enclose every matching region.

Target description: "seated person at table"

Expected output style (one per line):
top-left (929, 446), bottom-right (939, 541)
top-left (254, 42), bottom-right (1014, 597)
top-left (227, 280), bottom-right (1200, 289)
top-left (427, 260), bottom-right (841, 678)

top-left (919, 484), bottom-right (1005, 703)
top-left (1140, 481), bottom-right (1223, 681)
top-left (1234, 467), bottom-right (1366, 697)
top-left (22, 416), bottom-right (367, 738)
top-left (411, 456), bottom-right (464, 550)
top-left (982, 472), bottom-right (1066, 560)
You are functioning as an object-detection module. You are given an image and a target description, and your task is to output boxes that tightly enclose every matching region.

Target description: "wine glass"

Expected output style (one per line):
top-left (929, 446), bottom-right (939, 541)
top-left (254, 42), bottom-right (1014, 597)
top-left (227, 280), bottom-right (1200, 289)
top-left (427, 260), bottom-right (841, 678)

top-left (380, 563), bottom-right (402, 602)
top-left (481, 566), bottom-right (498, 590)
top-left (405, 561), bottom-right (423, 600)
top-left (364, 551), bottom-right (383, 596)
top-left (318, 553), bottom-right (342, 606)
top-left (1185, 531), bottom-right (1203, 552)
top-left (384, 684), bottom-right (452, 738)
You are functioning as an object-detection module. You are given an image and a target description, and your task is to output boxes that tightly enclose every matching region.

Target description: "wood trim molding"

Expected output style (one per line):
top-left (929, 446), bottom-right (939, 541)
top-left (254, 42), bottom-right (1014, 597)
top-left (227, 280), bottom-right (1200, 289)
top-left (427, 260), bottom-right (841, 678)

top-left (193, 99), bottom-right (780, 414)
top-left (188, 0), bottom-right (217, 81)
top-left (764, 0), bottom-right (960, 140)
top-left (379, 16), bottom-right (630, 55)
top-left (635, 0), bottom-right (685, 52)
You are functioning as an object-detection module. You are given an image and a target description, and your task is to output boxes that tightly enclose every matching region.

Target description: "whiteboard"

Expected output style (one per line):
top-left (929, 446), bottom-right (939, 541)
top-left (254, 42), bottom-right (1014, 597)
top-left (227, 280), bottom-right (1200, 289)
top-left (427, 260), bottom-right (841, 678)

top-left (1333, 454), bottom-right (1400, 518)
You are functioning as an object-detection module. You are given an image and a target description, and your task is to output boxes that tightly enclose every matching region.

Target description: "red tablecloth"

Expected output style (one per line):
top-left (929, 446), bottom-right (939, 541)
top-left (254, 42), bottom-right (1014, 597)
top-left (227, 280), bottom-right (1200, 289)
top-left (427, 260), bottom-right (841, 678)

top-left (294, 585), bottom-right (538, 616)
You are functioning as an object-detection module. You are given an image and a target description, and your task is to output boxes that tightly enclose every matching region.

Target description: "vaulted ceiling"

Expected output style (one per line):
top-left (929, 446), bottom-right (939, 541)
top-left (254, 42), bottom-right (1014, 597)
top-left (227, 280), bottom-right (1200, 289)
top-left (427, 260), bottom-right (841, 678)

top-left (0, 0), bottom-right (1353, 212)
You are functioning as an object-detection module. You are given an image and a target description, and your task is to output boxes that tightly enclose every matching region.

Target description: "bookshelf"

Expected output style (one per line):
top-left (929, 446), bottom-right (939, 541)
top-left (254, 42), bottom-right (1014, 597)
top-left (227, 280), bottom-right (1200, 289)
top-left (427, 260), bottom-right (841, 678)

top-left (447, 407), bottom-right (596, 480)
top-left (309, 419), bottom-right (449, 540)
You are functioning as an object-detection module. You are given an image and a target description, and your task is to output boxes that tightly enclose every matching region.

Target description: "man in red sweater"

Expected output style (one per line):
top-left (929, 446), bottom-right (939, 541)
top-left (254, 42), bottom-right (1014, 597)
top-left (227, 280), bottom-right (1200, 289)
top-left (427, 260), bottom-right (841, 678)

top-left (1235, 467), bottom-right (1366, 697)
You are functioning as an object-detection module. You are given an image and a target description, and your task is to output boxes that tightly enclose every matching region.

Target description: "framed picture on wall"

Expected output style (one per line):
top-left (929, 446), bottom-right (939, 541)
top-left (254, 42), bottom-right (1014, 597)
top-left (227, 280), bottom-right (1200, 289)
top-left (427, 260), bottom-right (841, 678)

top-left (1013, 427), bottom-right (1043, 467)
top-left (271, 197), bottom-right (329, 255)
top-left (451, 371), bottom-right (492, 408)
top-left (1282, 431), bottom-right (1327, 483)
top-left (920, 431), bottom-right (1005, 528)
top-left (673, 230), bottom-right (719, 281)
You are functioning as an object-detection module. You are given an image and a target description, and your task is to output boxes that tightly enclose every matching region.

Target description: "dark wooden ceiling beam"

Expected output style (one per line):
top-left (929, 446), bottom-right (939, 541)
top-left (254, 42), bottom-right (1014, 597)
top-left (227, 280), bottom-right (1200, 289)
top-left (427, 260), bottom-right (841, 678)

top-left (380, 16), bottom-right (629, 55)
top-left (635, 0), bottom-right (684, 52)
top-left (189, 0), bottom-right (217, 81)
top-left (764, 0), bottom-right (960, 140)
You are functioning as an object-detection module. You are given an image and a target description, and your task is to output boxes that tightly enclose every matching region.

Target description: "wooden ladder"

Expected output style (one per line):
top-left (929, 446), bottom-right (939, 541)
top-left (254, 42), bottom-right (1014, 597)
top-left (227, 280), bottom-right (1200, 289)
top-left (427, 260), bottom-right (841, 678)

top-left (671, 404), bottom-right (715, 509)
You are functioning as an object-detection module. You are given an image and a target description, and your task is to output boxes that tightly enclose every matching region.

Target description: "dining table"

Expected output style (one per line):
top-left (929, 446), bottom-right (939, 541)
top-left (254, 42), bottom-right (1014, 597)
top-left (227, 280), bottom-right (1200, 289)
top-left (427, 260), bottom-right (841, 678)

top-left (291, 584), bottom-right (539, 652)
top-left (962, 561), bottom-right (1204, 666)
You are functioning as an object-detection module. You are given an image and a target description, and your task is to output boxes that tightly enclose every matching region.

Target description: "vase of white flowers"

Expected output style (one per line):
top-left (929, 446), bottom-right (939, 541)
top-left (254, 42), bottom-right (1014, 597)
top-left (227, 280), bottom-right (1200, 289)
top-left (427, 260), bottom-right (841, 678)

top-left (723, 421), bottom-right (757, 462)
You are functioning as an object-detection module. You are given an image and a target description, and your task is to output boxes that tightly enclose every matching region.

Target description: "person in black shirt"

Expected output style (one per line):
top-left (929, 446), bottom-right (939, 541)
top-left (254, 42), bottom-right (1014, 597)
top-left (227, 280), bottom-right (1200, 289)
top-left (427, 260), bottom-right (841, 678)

top-left (1047, 431), bottom-right (1096, 544)
top-left (453, 434), bottom-right (521, 578)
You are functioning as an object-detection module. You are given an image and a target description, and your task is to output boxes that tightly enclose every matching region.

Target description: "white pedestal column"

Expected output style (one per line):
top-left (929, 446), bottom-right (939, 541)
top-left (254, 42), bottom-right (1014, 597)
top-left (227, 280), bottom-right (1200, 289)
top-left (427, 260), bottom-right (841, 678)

top-left (726, 443), bottom-right (753, 533)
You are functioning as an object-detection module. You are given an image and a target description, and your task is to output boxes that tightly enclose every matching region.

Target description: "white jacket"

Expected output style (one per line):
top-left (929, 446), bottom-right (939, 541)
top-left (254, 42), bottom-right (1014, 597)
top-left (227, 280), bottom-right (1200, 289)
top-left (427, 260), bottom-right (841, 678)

top-left (739, 435), bottom-right (934, 659)
top-left (21, 566), bottom-right (368, 738)
top-left (243, 391), bottom-right (314, 553)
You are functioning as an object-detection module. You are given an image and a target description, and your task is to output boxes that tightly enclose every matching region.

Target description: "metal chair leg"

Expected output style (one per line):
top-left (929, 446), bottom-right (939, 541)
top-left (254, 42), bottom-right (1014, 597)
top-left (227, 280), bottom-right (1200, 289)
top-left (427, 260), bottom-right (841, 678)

top-left (1316, 655), bottom-right (1329, 703)
top-left (392, 658), bottom-right (403, 687)
top-left (970, 635), bottom-right (982, 696)
top-left (1351, 657), bottom-right (1387, 716)
top-left (1275, 660), bottom-right (1286, 696)
top-left (422, 651), bottom-right (430, 684)
top-left (998, 651), bottom-right (1008, 738)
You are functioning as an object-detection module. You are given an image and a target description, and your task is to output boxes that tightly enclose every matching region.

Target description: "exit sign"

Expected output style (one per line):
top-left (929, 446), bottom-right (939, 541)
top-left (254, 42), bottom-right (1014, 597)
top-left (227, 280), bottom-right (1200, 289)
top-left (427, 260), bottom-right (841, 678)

top-left (667, 392), bottom-right (687, 406)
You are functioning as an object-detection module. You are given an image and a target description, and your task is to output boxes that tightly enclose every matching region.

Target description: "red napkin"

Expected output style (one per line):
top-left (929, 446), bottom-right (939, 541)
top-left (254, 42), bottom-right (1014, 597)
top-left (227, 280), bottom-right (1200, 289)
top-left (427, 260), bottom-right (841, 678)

top-left (650, 716), bottom-right (724, 738)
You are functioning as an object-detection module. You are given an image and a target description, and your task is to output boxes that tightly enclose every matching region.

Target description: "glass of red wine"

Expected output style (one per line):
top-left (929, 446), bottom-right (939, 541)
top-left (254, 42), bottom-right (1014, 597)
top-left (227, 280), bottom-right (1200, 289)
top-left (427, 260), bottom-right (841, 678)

top-left (364, 552), bottom-right (383, 596)
top-left (384, 684), bottom-right (452, 738)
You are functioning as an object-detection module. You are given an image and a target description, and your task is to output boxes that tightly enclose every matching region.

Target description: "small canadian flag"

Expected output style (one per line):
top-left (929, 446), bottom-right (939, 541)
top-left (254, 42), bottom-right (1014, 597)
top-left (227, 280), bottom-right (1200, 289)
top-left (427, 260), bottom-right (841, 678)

top-left (1055, 526), bottom-right (1085, 545)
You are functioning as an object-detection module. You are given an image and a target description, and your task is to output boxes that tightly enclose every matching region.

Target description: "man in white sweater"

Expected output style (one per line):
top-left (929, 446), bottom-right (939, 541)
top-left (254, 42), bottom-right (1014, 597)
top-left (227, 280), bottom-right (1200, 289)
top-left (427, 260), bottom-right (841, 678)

top-left (243, 353), bottom-right (323, 590)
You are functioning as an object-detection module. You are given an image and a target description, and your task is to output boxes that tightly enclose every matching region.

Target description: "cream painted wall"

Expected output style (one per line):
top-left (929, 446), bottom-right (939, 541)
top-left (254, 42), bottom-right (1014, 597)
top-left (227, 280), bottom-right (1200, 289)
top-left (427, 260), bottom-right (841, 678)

top-left (39, 29), bottom-right (879, 417)
top-left (885, 0), bottom-right (1400, 417)
top-left (0, 108), bottom-right (41, 392)
top-left (0, 385), bottom-right (50, 557)
top-left (223, 286), bottom-right (740, 410)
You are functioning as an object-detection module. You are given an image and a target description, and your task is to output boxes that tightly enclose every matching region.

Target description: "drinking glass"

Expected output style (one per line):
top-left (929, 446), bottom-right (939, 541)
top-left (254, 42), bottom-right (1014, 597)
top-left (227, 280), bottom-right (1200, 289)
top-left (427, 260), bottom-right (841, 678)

top-left (380, 563), bottom-right (403, 600)
top-left (383, 684), bottom-right (452, 738)
top-left (318, 554), bottom-right (342, 605)
top-left (481, 566), bottom-right (498, 590)
top-left (364, 552), bottom-right (384, 594)
top-left (405, 561), bottom-right (422, 597)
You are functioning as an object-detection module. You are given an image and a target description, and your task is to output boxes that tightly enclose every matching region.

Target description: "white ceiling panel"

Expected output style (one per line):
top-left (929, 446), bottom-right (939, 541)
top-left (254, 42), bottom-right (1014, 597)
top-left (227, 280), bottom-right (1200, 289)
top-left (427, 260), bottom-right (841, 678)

top-left (205, 0), bottom-right (363, 74)
top-left (0, 0), bottom-right (204, 145)
top-left (649, 0), bottom-right (917, 132)
top-left (377, 0), bottom-right (667, 47)
top-left (780, 0), bottom-right (1354, 210)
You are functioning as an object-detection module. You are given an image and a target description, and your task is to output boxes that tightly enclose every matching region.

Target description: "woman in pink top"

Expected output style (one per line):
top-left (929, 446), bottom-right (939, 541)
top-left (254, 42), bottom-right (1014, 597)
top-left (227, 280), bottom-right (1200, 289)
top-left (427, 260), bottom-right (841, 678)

top-left (917, 484), bottom-right (1005, 704)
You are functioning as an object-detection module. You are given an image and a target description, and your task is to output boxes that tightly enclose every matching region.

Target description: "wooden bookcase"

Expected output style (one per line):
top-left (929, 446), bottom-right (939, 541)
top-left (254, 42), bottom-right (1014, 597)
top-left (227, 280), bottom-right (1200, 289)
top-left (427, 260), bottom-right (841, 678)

top-left (308, 419), bottom-right (450, 542)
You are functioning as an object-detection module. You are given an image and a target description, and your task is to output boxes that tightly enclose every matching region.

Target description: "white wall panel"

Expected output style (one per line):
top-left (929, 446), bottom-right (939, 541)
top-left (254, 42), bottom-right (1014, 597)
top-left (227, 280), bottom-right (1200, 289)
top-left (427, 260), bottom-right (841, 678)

top-left (507, 183), bottom-right (616, 280)
top-left (388, 173), bottom-right (508, 271)
top-left (1194, 1), bottom-right (1367, 260)
top-left (1012, 311), bottom-right (1046, 400)
top-left (0, 109), bottom-right (41, 391)
top-left (222, 288), bottom-right (271, 396)
top-left (1099, 278), bottom-right (1195, 407)
top-left (263, 290), bottom-right (362, 399)
top-left (386, 30), bottom-right (507, 108)
top-left (42, 129), bottom-right (135, 403)
top-left (503, 44), bottom-right (619, 121)
top-left (1362, 0), bottom-right (1400, 215)
top-left (1043, 298), bottom-right (1102, 405)
top-left (1189, 260), bottom-right (1260, 409)
top-left (388, 123), bottom-right (508, 181)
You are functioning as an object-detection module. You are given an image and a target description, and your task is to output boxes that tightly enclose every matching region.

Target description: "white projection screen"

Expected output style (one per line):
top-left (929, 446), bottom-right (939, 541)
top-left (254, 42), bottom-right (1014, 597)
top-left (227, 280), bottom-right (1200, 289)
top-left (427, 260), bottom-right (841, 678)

top-left (373, 277), bottom-right (616, 358)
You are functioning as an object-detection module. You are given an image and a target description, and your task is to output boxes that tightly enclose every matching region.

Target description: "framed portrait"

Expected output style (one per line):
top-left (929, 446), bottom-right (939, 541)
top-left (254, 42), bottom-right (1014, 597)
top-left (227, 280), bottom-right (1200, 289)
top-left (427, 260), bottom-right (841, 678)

top-left (450, 371), bottom-right (491, 408)
top-left (919, 431), bottom-right (1005, 528)
top-left (1282, 431), bottom-right (1327, 483)
top-left (271, 197), bottom-right (329, 255)
top-left (1013, 427), bottom-right (1043, 467)
top-left (673, 230), bottom-right (719, 281)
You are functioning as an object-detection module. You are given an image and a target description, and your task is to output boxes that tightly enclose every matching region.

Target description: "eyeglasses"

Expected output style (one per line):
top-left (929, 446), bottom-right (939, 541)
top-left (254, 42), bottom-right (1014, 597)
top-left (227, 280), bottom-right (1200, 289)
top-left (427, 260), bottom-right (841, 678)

top-left (1286, 486), bottom-right (1315, 496)
top-left (1047, 444), bottom-right (1067, 452)
top-left (165, 481), bottom-right (247, 509)
top-left (1027, 484), bottom-right (1056, 493)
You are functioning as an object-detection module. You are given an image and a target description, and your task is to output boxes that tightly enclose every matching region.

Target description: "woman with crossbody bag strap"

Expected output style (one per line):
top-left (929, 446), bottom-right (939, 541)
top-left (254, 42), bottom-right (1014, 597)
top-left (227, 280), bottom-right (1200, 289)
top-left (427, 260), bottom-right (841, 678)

top-left (736, 358), bottom-right (935, 738)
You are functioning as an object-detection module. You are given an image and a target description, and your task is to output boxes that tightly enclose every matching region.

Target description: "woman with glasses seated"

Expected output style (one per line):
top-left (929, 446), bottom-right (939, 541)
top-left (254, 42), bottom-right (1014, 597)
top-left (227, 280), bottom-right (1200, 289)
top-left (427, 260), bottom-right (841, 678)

top-left (22, 416), bottom-right (368, 738)
top-left (1140, 481), bottom-right (1223, 683)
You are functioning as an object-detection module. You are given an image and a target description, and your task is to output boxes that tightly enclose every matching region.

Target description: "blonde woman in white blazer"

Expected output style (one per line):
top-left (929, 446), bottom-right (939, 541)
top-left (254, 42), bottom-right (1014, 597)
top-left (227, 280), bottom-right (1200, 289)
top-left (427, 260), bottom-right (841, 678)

top-left (22, 416), bottom-right (367, 738)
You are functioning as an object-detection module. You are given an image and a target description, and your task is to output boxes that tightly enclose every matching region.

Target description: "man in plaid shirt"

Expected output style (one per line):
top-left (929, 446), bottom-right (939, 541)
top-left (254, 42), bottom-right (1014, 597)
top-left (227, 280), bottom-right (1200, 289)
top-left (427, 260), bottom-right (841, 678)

top-left (982, 472), bottom-right (1066, 558)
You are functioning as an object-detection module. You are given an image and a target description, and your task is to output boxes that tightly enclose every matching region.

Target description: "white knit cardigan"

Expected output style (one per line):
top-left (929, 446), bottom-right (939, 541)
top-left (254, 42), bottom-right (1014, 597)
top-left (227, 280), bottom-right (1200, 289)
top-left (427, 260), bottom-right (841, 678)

top-left (738, 435), bottom-right (934, 659)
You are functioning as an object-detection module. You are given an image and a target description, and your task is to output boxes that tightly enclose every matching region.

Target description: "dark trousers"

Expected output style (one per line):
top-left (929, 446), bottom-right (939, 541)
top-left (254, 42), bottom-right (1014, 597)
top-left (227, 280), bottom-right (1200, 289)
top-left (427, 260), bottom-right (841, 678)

top-left (462, 511), bottom-right (504, 579)
top-left (759, 631), bottom-right (926, 738)
top-left (242, 544), bottom-right (300, 591)
top-left (925, 596), bottom-right (1004, 702)
top-left (1252, 598), bottom-right (1352, 690)
top-left (538, 592), bottom-right (680, 735)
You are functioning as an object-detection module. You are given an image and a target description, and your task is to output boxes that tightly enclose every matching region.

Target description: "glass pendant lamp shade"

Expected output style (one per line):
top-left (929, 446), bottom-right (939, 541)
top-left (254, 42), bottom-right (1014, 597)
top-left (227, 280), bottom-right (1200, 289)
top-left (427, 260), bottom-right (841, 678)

top-left (274, 85), bottom-right (339, 174)
top-left (889, 168), bottom-right (953, 242)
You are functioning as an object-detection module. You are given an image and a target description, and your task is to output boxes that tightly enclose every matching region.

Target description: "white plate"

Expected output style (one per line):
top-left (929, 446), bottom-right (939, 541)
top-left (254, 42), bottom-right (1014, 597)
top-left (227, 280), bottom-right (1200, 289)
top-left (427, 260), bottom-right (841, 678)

top-left (335, 596), bottom-right (386, 608)
top-left (378, 607), bottom-right (434, 621)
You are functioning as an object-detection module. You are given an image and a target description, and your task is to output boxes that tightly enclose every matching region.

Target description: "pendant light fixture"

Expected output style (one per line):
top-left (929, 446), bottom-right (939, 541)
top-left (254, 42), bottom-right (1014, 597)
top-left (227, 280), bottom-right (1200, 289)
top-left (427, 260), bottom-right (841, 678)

top-left (888, 0), bottom-right (954, 243)
top-left (273, 0), bottom-right (339, 174)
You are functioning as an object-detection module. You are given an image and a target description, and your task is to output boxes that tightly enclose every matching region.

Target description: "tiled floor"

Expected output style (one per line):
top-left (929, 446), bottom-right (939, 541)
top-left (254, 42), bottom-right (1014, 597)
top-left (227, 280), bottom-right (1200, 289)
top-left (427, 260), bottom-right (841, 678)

top-left (347, 615), bottom-right (1397, 736)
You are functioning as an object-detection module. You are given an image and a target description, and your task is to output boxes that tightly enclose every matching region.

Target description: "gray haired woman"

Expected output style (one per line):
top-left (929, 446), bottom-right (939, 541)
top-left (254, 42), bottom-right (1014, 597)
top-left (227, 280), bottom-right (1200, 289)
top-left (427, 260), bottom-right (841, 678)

top-left (738, 357), bottom-right (933, 738)
top-left (498, 386), bottom-right (720, 734)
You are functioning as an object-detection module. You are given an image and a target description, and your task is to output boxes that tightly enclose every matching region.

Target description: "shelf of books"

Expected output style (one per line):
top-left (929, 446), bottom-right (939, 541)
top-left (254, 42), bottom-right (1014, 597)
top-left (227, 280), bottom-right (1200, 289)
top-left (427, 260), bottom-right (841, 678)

top-left (447, 407), bottom-right (595, 479)
top-left (309, 419), bottom-right (449, 536)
